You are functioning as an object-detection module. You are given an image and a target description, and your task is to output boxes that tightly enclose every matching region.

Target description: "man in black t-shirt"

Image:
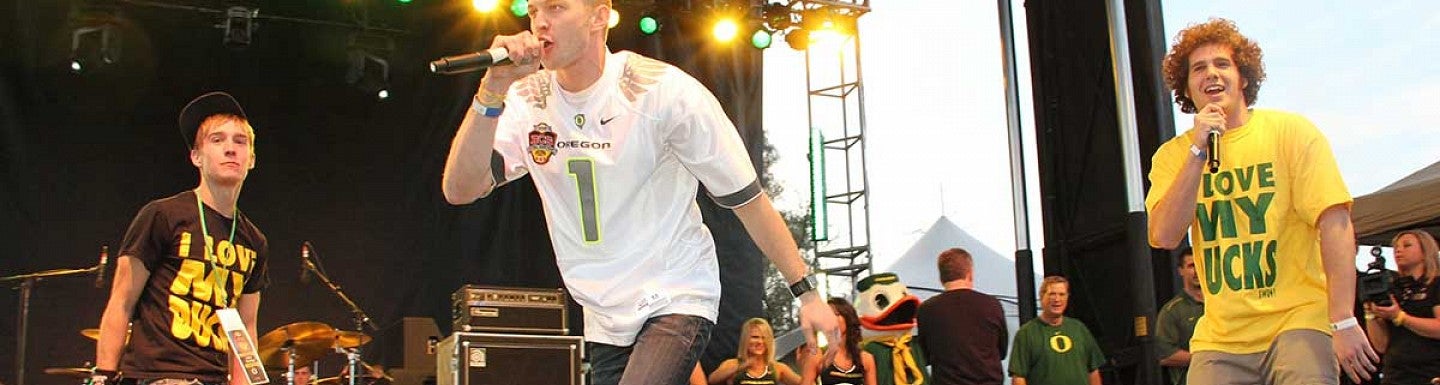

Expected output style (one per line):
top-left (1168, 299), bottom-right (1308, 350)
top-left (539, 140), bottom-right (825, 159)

top-left (93, 92), bottom-right (269, 385)
top-left (917, 247), bottom-right (1008, 385)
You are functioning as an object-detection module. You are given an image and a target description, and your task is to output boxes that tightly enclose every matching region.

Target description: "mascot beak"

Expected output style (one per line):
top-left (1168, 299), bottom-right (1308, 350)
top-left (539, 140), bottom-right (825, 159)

top-left (859, 294), bottom-right (922, 331)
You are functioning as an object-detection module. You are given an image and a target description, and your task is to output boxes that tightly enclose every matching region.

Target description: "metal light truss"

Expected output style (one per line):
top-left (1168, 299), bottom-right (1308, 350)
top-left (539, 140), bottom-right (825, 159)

top-left (787, 0), bottom-right (872, 299)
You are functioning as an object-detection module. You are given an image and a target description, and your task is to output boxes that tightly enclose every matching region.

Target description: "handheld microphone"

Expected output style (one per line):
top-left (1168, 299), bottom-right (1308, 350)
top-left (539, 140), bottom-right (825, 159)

top-left (429, 48), bottom-right (512, 75)
top-left (95, 245), bottom-right (110, 288)
top-left (299, 242), bottom-right (312, 284)
top-left (1207, 128), bottom-right (1221, 173)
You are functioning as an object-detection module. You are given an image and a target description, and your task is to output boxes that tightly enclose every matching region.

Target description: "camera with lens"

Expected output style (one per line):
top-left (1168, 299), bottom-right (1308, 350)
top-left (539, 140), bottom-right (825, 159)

top-left (1358, 246), bottom-right (1394, 307)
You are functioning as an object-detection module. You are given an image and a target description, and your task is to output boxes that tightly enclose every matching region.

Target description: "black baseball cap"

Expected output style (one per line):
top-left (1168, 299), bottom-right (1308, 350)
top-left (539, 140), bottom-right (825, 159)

top-left (178, 91), bottom-right (248, 149)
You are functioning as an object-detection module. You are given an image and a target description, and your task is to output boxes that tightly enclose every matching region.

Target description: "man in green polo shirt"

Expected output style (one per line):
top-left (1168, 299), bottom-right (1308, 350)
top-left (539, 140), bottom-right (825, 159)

top-left (1157, 248), bottom-right (1204, 385)
top-left (1009, 276), bottom-right (1104, 385)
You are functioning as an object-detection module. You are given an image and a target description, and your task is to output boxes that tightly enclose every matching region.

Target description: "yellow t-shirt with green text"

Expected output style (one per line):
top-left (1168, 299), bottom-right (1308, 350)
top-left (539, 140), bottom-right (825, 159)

top-left (1144, 109), bottom-right (1351, 354)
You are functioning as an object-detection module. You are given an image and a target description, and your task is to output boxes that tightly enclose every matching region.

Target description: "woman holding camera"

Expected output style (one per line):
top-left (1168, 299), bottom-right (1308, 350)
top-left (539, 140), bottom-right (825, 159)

top-left (1365, 229), bottom-right (1440, 384)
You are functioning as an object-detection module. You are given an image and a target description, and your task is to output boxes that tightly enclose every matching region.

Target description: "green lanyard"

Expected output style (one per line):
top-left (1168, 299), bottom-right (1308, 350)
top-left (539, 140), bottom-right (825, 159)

top-left (195, 191), bottom-right (239, 264)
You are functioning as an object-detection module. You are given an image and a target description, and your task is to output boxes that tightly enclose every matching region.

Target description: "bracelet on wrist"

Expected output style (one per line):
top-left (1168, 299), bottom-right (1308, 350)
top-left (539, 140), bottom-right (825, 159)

top-left (788, 274), bottom-right (817, 298)
top-left (1394, 312), bottom-right (1408, 326)
top-left (1189, 144), bottom-right (1206, 159)
top-left (89, 369), bottom-right (119, 385)
top-left (474, 84), bottom-right (506, 107)
top-left (1330, 317), bottom-right (1360, 331)
top-left (471, 99), bottom-right (504, 118)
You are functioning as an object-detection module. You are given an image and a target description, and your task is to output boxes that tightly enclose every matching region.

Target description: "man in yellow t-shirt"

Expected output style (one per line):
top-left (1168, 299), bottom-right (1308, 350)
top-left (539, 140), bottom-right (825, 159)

top-left (1144, 18), bottom-right (1379, 384)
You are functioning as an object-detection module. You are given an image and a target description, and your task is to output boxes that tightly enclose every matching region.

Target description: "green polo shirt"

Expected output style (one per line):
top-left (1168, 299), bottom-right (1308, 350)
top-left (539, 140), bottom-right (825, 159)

top-left (1156, 293), bottom-right (1204, 385)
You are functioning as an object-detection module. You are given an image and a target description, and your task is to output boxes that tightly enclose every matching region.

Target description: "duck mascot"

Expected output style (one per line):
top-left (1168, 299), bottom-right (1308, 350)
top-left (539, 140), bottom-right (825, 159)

top-left (856, 272), bottom-right (928, 385)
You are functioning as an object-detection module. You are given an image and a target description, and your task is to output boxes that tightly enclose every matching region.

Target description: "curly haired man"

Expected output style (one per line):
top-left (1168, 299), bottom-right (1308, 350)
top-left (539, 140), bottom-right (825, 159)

top-left (1144, 18), bottom-right (1379, 384)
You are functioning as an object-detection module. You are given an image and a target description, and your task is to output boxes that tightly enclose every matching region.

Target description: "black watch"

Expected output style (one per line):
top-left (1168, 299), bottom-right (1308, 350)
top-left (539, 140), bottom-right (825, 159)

top-left (789, 274), bottom-right (817, 298)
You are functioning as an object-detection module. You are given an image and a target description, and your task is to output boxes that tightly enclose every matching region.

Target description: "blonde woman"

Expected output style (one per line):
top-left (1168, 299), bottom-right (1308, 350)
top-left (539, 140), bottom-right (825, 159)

top-left (707, 318), bottom-right (802, 385)
top-left (1366, 230), bottom-right (1440, 384)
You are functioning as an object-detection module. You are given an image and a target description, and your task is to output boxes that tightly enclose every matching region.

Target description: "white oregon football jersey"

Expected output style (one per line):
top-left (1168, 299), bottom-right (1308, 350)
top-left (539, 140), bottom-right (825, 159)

top-left (488, 50), bottom-right (761, 346)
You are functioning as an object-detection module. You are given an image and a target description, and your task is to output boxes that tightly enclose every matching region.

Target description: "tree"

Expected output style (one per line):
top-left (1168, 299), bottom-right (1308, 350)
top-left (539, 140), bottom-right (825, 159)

top-left (758, 141), bottom-right (817, 334)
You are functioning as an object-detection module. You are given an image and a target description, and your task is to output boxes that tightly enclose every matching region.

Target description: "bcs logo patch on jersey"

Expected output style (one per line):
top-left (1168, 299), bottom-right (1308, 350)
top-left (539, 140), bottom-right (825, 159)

top-left (528, 123), bottom-right (558, 165)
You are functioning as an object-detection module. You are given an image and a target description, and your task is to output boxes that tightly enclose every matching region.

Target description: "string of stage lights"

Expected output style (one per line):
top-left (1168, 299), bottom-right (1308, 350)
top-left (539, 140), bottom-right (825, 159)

top-left (466, 0), bottom-right (865, 51)
top-left (62, 0), bottom-right (866, 101)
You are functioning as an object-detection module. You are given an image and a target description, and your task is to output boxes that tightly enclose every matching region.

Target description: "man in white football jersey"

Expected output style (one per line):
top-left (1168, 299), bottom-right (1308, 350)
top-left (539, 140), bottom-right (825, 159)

top-left (440, 0), bottom-right (839, 384)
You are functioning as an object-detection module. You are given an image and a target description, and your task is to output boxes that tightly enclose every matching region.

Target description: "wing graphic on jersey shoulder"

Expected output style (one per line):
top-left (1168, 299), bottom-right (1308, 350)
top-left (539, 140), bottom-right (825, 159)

top-left (513, 72), bottom-right (551, 110)
top-left (620, 54), bottom-right (669, 103)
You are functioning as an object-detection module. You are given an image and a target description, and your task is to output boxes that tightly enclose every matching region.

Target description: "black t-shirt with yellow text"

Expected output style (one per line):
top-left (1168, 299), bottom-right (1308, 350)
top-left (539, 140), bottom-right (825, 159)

top-left (117, 190), bottom-right (269, 381)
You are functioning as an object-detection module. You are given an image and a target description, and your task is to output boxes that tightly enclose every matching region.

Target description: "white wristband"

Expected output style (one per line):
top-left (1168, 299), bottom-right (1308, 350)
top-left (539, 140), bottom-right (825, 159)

top-left (1331, 317), bottom-right (1359, 331)
top-left (1189, 144), bottom-right (1206, 159)
top-left (471, 96), bottom-right (504, 117)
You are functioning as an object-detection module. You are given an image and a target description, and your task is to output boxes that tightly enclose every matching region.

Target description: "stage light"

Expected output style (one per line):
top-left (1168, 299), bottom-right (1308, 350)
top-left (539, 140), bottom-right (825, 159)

top-left (807, 29), bottom-right (847, 52)
top-left (638, 15), bottom-right (659, 35)
top-left (68, 25), bottom-right (118, 73)
top-left (221, 6), bottom-right (257, 49)
top-left (785, 7), bottom-right (854, 51)
top-left (472, 0), bottom-right (500, 13)
top-left (761, 2), bottom-right (793, 31)
top-left (347, 33), bottom-right (394, 101)
top-left (750, 29), bottom-right (773, 49)
top-left (510, 0), bottom-right (528, 17)
top-left (608, 9), bottom-right (619, 29)
top-left (784, 29), bottom-right (808, 50)
top-left (347, 50), bottom-right (391, 101)
top-left (712, 18), bottom-right (739, 42)
top-left (397, 0), bottom-right (412, 3)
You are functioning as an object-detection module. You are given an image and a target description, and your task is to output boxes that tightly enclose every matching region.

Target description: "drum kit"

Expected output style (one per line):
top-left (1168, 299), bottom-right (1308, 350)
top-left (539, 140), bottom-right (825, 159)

top-left (46, 323), bottom-right (389, 385)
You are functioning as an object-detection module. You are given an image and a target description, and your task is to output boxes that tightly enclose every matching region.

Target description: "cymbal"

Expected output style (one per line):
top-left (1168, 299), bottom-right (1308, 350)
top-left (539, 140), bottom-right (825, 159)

top-left (257, 322), bottom-right (337, 368)
top-left (334, 331), bottom-right (372, 349)
top-left (82, 328), bottom-right (132, 343)
top-left (311, 377), bottom-right (343, 385)
top-left (44, 367), bottom-right (92, 378)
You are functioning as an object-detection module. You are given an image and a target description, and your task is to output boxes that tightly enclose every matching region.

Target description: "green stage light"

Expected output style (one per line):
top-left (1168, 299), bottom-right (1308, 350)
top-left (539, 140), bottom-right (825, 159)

top-left (639, 16), bottom-right (659, 35)
top-left (510, 0), bottom-right (528, 17)
top-left (751, 29), bottom-right (773, 49)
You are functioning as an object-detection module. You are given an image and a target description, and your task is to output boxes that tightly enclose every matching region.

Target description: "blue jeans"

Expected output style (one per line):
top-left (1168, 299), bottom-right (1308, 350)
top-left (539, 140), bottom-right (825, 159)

top-left (588, 314), bottom-right (713, 385)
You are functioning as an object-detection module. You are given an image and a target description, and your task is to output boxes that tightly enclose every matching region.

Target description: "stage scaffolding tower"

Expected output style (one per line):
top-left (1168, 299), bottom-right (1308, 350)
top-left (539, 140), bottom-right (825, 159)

top-left (789, 0), bottom-right (872, 299)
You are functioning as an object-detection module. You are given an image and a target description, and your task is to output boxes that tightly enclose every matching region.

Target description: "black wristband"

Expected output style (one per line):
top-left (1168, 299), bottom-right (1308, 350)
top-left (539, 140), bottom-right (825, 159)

top-left (789, 274), bottom-right (817, 298)
top-left (90, 369), bottom-right (120, 385)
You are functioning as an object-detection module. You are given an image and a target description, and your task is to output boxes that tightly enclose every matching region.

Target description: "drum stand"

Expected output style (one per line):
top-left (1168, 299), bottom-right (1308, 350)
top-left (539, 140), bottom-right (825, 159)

top-left (284, 342), bottom-right (298, 385)
top-left (2, 258), bottom-right (106, 385)
top-left (300, 245), bottom-right (377, 385)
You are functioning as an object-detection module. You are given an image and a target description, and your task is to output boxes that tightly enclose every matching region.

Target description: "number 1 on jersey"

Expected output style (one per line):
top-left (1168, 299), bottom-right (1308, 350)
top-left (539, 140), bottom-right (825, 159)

top-left (567, 158), bottom-right (602, 244)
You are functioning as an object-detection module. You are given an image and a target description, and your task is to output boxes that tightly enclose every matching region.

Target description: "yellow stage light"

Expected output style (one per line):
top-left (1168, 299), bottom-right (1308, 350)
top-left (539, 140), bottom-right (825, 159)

top-left (472, 0), bottom-right (499, 13)
top-left (712, 18), bottom-right (739, 42)
top-left (808, 29), bottom-right (848, 51)
top-left (608, 9), bottom-right (620, 29)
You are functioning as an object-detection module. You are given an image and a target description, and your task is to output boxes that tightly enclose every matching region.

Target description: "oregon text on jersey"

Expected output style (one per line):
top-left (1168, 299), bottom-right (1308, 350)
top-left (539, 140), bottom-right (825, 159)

top-left (555, 140), bottom-right (613, 150)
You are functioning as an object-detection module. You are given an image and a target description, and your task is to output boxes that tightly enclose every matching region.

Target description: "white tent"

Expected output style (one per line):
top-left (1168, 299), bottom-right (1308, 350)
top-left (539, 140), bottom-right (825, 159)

top-left (877, 216), bottom-right (1041, 372)
top-left (881, 216), bottom-right (1037, 301)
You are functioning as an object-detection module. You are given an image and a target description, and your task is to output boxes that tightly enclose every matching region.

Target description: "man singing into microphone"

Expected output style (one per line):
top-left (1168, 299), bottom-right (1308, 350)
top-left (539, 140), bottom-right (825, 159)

top-left (93, 91), bottom-right (269, 385)
top-left (440, 0), bottom-right (838, 384)
top-left (1144, 18), bottom-right (1377, 384)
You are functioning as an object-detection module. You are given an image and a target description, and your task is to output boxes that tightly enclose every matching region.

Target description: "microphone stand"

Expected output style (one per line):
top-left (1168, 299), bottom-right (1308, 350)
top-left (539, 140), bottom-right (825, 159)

top-left (300, 249), bottom-right (377, 385)
top-left (2, 262), bottom-right (107, 385)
